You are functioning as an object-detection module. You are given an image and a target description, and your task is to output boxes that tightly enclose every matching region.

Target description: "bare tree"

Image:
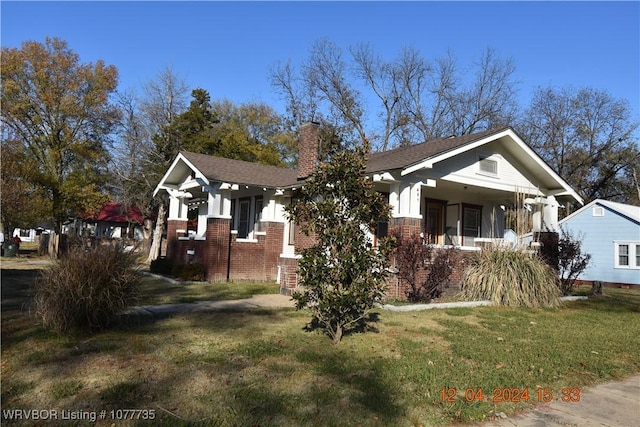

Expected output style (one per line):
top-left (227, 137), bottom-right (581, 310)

top-left (521, 86), bottom-right (640, 205)
top-left (111, 66), bottom-right (189, 262)
top-left (449, 47), bottom-right (518, 136)
top-left (351, 43), bottom-right (406, 150)
top-left (271, 41), bottom-right (519, 151)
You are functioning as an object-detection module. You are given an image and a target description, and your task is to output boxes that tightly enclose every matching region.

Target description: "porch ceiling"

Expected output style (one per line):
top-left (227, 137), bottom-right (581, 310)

top-left (424, 179), bottom-right (517, 206)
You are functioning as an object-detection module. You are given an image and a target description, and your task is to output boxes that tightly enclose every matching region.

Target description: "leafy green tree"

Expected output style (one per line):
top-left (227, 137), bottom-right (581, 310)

top-left (286, 140), bottom-right (395, 342)
top-left (0, 135), bottom-right (52, 236)
top-left (207, 99), bottom-right (296, 166)
top-left (1, 37), bottom-right (119, 231)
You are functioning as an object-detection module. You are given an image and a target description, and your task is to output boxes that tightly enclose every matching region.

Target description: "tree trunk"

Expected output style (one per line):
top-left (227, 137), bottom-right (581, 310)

top-left (147, 203), bottom-right (166, 263)
top-left (141, 218), bottom-right (154, 256)
top-left (333, 325), bottom-right (343, 343)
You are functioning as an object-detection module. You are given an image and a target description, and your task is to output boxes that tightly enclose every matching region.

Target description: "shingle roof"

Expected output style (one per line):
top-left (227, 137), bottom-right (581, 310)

top-left (596, 200), bottom-right (640, 223)
top-left (366, 127), bottom-right (509, 173)
top-left (559, 199), bottom-right (640, 225)
top-left (181, 151), bottom-right (300, 188)
top-left (181, 127), bottom-right (511, 188)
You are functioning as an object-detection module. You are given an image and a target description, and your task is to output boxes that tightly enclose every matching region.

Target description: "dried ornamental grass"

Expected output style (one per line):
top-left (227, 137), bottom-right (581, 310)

top-left (34, 244), bottom-right (141, 334)
top-left (460, 246), bottom-right (561, 308)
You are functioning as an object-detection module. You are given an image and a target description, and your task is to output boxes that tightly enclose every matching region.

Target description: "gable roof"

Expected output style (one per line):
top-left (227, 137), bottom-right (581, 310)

top-left (85, 202), bottom-right (145, 224)
top-left (560, 199), bottom-right (640, 225)
top-left (366, 127), bottom-right (502, 173)
top-left (181, 151), bottom-right (299, 188)
top-left (155, 127), bottom-right (581, 204)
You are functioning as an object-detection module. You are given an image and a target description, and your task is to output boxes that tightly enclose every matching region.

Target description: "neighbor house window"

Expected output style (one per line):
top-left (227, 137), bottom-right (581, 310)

top-left (614, 241), bottom-right (640, 269)
top-left (288, 221), bottom-right (296, 246)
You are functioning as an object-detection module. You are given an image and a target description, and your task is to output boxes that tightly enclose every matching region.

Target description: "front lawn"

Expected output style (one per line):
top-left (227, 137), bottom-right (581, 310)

top-left (2, 264), bottom-right (639, 426)
top-left (138, 276), bottom-right (280, 305)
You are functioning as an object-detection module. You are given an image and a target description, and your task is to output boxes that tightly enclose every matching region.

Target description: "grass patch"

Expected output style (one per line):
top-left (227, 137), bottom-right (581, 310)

top-left (138, 277), bottom-right (279, 304)
top-left (49, 380), bottom-right (83, 399)
top-left (2, 262), bottom-right (639, 426)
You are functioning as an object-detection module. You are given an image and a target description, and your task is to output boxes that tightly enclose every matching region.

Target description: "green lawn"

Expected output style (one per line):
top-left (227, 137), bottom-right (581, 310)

top-left (138, 275), bottom-right (280, 304)
top-left (2, 263), bottom-right (639, 426)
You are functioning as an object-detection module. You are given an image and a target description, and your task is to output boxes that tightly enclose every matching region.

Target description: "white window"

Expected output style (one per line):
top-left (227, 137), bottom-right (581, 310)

top-left (592, 206), bottom-right (605, 217)
top-left (614, 241), bottom-right (640, 269)
top-left (237, 199), bottom-right (251, 238)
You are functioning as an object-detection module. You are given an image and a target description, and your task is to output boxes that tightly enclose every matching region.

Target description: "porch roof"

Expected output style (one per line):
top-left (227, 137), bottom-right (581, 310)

top-left (180, 151), bottom-right (300, 188)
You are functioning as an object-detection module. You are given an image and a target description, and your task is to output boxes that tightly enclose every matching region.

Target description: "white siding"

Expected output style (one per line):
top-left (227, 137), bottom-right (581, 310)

top-left (430, 144), bottom-right (543, 195)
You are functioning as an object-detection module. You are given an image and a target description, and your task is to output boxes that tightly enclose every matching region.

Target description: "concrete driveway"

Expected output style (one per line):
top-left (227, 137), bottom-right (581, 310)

top-left (481, 375), bottom-right (640, 427)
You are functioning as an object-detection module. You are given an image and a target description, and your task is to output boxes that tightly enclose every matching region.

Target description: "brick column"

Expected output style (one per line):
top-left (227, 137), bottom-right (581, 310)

top-left (205, 217), bottom-right (231, 282)
top-left (166, 219), bottom-right (188, 262)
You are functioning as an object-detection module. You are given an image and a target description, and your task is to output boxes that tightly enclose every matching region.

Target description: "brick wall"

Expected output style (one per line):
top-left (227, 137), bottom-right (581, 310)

top-left (229, 221), bottom-right (284, 282)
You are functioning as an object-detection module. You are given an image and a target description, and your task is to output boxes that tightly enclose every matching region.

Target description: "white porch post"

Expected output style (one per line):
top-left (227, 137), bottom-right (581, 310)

top-left (543, 195), bottom-right (559, 232)
top-left (397, 181), bottom-right (423, 219)
top-left (168, 193), bottom-right (188, 221)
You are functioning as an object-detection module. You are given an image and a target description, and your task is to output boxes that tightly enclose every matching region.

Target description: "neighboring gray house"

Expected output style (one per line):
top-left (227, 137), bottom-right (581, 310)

top-left (559, 199), bottom-right (640, 286)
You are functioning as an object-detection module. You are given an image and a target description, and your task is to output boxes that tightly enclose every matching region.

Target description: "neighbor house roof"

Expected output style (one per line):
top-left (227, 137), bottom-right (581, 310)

top-left (560, 199), bottom-right (640, 225)
top-left (85, 202), bottom-right (145, 224)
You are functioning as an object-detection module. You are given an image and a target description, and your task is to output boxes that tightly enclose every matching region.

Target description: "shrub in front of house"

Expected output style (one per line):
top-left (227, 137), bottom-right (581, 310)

top-left (171, 263), bottom-right (206, 281)
top-left (392, 231), bottom-right (461, 302)
top-left (34, 245), bottom-right (141, 334)
top-left (460, 246), bottom-right (561, 308)
top-left (150, 257), bottom-right (174, 275)
top-left (557, 227), bottom-right (592, 296)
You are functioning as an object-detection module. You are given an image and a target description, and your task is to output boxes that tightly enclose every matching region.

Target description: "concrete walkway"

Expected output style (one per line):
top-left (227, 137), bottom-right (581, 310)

top-left (479, 375), bottom-right (640, 427)
top-left (124, 293), bottom-right (295, 317)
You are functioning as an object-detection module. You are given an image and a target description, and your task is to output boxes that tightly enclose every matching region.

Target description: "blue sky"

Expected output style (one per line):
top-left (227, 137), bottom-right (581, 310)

top-left (2, 1), bottom-right (639, 123)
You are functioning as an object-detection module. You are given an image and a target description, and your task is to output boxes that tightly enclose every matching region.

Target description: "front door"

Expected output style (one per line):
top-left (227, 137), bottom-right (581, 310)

top-left (425, 199), bottom-right (447, 244)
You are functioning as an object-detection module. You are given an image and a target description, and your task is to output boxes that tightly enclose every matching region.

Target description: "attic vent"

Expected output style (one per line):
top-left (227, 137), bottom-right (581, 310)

top-left (592, 206), bottom-right (605, 217)
top-left (479, 157), bottom-right (498, 175)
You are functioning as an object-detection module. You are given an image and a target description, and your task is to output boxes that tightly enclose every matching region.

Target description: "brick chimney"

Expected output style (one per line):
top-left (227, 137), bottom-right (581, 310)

top-left (297, 121), bottom-right (320, 180)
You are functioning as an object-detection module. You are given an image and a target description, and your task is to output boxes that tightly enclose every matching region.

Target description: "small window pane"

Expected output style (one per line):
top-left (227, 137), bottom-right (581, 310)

top-left (288, 221), bottom-right (296, 245)
top-left (636, 245), bottom-right (640, 267)
top-left (619, 244), bottom-right (629, 266)
top-left (238, 200), bottom-right (250, 238)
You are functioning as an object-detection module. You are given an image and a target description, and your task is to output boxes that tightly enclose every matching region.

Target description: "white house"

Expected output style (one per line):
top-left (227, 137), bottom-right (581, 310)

top-left (154, 123), bottom-right (583, 296)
